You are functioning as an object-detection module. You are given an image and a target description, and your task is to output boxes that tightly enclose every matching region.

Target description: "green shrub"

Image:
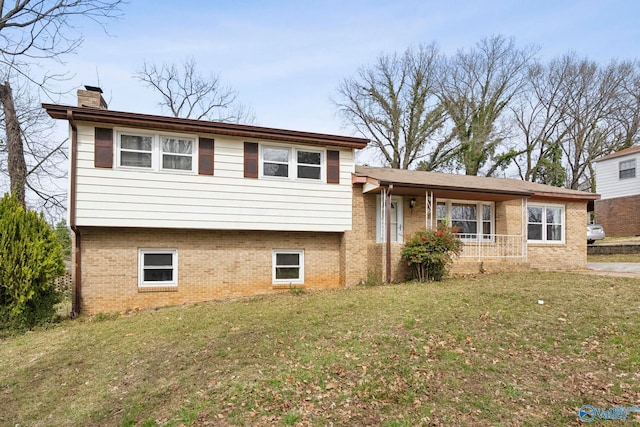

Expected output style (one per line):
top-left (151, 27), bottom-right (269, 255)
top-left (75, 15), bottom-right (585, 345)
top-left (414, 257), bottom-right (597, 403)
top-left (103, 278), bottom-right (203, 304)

top-left (401, 227), bottom-right (462, 282)
top-left (0, 193), bottom-right (65, 330)
top-left (54, 219), bottom-right (72, 260)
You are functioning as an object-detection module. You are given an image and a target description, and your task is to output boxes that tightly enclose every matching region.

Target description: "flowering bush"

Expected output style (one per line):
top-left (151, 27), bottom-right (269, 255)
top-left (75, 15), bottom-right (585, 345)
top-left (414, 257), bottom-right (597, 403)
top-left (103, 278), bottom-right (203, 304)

top-left (401, 227), bottom-right (462, 282)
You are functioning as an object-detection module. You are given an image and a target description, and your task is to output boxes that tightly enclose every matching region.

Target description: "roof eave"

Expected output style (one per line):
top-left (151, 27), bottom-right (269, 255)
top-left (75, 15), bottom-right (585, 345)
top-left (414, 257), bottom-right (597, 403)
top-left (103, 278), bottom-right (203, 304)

top-left (531, 191), bottom-right (600, 201)
top-left (372, 179), bottom-right (533, 198)
top-left (43, 104), bottom-right (370, 149)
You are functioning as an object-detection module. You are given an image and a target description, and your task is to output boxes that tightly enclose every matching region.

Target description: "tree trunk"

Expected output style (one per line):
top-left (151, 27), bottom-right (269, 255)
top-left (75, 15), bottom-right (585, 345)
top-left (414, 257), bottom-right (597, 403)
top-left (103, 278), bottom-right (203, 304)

top-left (0, 81), bottom-right (27, 206)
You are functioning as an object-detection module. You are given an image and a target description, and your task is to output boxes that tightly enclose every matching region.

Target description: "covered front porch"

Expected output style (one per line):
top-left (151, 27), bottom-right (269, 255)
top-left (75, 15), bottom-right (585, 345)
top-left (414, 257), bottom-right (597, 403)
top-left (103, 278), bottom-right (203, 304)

top-left (353, 166), bottom-right (534, 283)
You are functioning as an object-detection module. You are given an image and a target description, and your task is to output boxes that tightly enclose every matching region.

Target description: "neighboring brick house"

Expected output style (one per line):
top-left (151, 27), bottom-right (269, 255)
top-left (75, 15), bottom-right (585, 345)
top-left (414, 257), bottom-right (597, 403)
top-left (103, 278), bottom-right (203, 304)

top-left (44, 87), bottom-right (600, 315)
top-left (594, 146), bottom-right (640, 236)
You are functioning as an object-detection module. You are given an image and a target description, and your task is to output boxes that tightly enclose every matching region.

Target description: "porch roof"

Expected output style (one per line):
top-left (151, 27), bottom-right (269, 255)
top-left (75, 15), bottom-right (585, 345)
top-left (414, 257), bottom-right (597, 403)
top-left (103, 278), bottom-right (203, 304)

top-left (354, 166), bottom-right (600, 201)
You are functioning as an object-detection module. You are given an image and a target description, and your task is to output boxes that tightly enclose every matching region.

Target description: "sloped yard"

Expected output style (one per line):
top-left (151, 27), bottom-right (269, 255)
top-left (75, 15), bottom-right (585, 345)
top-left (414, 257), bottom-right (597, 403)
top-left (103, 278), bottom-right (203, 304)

top-left (1, 272), bottom-right (639, 426)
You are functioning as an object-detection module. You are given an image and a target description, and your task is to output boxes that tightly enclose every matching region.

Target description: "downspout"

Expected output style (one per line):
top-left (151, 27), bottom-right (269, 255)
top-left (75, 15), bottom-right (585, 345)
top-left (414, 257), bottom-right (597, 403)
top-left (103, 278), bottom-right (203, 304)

top-left (385, 184), bottom-right (393, 284)
top-left (66, 110), bottom-right (81, 317)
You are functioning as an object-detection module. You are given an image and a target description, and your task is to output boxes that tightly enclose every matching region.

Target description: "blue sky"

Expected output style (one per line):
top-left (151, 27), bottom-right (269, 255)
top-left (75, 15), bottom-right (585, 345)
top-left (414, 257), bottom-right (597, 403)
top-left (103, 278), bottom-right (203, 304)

top-left (55, 0), bottom-right (640, 137)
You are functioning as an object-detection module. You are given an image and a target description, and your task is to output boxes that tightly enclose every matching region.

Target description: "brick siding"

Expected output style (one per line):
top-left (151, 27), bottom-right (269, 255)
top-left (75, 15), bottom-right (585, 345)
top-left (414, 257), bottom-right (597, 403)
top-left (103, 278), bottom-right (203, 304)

top-left (594, 195), bottom-right (640, 237)
top-left (348, 188), bottom-right (588, 281)
top-left (78, 227), bottom-right (342, 314)
top-left (527, 201), bottom-right (587, 270)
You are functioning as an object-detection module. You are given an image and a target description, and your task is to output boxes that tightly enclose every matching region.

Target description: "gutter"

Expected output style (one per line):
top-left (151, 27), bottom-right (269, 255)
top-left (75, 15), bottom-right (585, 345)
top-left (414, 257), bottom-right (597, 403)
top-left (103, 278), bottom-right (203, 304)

top-left (44, 104), bottom-right (370, 150)
top-left (66, 110), bottom-right (81, 317)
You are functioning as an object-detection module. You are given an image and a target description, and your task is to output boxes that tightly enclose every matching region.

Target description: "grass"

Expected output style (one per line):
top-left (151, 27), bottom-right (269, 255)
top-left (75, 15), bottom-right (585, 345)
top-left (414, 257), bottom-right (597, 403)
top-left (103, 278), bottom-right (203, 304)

top-left (588, 253), bottom-right (640, 263)
top-left (594, 236), bottom-right (640, 244)
top-left (2, 272), bottom-right (640, 426)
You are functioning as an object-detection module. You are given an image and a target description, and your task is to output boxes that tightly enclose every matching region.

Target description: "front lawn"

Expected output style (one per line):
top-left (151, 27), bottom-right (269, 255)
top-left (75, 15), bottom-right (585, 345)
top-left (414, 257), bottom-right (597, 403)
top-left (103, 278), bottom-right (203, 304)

top-left (1, 272), bottom-right (639, 426)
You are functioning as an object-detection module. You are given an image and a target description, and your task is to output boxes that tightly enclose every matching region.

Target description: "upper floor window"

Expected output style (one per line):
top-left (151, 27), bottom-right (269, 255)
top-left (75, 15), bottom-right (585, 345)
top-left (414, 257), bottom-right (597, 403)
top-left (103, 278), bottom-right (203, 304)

top-left (162, 137), bottom-right (194, 171)
top-left (297, 151), bottom-right (321, 179)
top-left (261, 145), bottom-right (323, 180)
top-left (527, 204), bottom-right (564, 243)
top-left (117, 131), bottom-right (196, 173)
top-left (436, 199), bottom-right (493, 241)
top-left (263, 147), bottom-right (289, 177)
top-left (619, 159), bottom-right (636, 180)
top-left (120, 134), bottom-right (152, 168)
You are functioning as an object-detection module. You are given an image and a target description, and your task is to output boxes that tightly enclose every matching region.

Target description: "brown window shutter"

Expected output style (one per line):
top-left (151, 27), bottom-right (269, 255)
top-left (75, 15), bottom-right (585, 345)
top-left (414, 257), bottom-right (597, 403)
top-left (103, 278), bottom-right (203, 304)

top-left (244, 142), bottom-right (259, 178)
top-left (198, 138), bottom-right (214, 175)
top-left (327, 150), bottom-right (340, 184)
top-left (94, 127), bottom-right (113, 168)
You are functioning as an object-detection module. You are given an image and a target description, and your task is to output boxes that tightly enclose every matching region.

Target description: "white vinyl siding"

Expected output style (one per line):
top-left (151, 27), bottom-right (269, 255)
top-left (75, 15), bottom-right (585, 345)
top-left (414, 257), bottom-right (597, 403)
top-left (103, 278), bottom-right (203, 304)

top-left (74, 124), bottom-right (355, 232)
top-left (596, 153), bottom-right (640, 200)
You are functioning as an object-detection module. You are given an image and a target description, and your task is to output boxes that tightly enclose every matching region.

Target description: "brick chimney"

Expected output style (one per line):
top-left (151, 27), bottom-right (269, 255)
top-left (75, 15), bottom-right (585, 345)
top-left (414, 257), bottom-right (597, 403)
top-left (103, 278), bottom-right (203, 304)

top-left (77, 85), bottom-right (108, 109)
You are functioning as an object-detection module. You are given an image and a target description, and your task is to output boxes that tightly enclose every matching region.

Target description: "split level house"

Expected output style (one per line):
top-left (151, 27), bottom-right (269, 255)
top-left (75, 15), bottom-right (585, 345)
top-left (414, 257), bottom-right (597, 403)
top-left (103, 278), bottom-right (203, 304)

top-left (44, 87), bottom-right (600, 315)
top-left (594, 145), bottom-right (640, 236)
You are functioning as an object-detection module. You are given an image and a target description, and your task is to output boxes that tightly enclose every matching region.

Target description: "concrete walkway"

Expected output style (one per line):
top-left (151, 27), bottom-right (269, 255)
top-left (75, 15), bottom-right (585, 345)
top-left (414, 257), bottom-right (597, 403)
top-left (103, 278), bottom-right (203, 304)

top-left (586, 262), bottom-right (640, 278)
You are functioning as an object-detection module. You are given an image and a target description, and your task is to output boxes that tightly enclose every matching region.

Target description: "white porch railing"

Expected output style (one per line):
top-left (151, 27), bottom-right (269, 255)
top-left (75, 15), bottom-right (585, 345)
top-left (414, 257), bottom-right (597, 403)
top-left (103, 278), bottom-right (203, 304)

top-left (458, 234), bottom-right (525, 259)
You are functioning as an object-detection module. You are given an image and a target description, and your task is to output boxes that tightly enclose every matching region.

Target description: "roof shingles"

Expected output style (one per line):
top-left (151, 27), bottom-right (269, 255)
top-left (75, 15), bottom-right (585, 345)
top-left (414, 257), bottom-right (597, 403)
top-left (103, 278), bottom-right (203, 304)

top-left (354, 166), bottom-right (599, 201)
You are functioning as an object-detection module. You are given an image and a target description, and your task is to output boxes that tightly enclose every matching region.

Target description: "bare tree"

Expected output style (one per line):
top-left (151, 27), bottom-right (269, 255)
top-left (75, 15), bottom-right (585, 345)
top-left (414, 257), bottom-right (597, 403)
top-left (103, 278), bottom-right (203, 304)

top-left (510, 60), bottom-right (571, 186)
top-left (134, 58), bottom-right (255, 124)
top-left (510, 54), bottom-right (640, 190)
top-left (555, 55), bottom-right (637, 190)
top-left (438, 35), bottom-right (537, 176)
top-left (0, 81), bottom-right (26, 203)
top-left (0, 76), bottom-right (68, 216)
top-left (0, 0), bottom-right (123, 211)
top-left (334, 44), bottom-right (453, 169)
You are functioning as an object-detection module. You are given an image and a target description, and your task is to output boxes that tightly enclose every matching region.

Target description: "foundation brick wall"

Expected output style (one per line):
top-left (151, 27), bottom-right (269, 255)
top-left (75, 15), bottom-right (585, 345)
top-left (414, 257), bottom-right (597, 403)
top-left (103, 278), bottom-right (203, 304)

top-left (594, 195), bottom-right (640, 237)
top-left (342, 188), bottom-right (378, 285)
top-left (527, 201), bottom-right (587, 270)
top-left (79, 227), bottom-right (342, 314)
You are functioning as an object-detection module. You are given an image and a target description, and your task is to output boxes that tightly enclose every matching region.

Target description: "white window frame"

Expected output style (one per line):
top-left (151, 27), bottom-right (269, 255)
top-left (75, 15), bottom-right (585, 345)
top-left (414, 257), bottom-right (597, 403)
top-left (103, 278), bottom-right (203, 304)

top-left (259, 144), bottom-right (325, 181)
top-left (115, 128), bottom-right (198, 174)
top-left (138, 249), bottom-right (178, 287)
top-left (619, 159), bottom-right (636, 180)
top-left (117, 130), bottom-right (154, 169)
top-left (160, 134), bottom-right (196, 172)
top-left (436, 199), bottom-right (494, 242)
top-left (376, 195), bottom-right (404, 243)
top-left (527, 203), bottom-right (565, 244)
top-left (272, 250), bottom-right (304, 285)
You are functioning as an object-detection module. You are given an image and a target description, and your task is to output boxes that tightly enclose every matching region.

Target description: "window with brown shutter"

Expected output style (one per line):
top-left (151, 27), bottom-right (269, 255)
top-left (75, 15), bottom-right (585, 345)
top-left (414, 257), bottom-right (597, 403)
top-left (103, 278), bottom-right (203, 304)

top-left (94, 127), bottom-right (113, 168)
top-left (198, 138), bottom-right (214, 175)
top-left (244, 142), bottom-right (259, 178)
top-left (327, 150), bottom-right (340, 184)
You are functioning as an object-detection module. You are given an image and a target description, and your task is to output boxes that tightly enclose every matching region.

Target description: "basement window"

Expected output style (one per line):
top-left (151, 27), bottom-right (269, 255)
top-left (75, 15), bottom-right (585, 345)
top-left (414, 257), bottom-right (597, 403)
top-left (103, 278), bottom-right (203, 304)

top-left (272, 250), bottom-right (304, 284)
top-left (138, 249), bottom-right (178, 287)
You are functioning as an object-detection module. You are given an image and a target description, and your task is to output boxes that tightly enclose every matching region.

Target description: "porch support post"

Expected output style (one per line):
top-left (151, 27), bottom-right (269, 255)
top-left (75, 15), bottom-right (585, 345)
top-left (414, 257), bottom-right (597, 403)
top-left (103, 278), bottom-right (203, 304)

top-left (522, 198), bottom-right (528, 261)
top-left (385, 184), bottom-right (393, 284)
top-left (425, 191), bottom-right (433, 230)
